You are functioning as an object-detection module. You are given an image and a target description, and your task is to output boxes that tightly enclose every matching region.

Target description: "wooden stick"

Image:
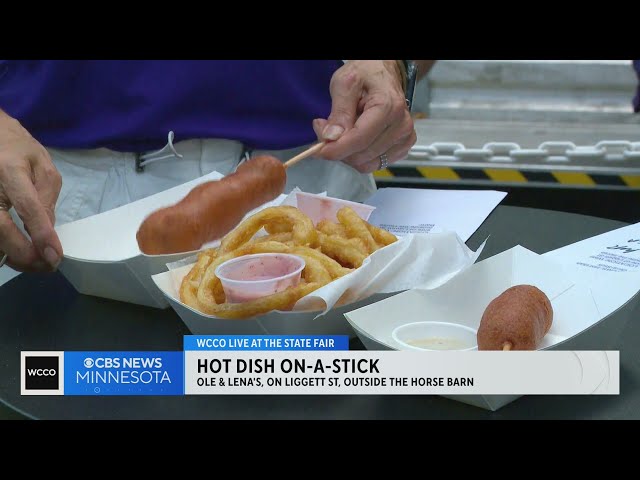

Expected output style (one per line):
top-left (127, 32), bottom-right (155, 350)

top-left (503, 342), bottom-right (512, 351)
top-left (283, 142), bottom-right (325, 169)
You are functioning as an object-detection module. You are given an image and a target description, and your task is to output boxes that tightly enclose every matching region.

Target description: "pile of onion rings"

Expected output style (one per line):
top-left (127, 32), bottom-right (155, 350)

top-left (179, 205), bottom-right (397, 319)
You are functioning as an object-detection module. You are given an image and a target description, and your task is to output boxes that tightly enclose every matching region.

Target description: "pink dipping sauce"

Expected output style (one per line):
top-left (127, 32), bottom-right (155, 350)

top-left (295, 192), bottom-right (375, 225)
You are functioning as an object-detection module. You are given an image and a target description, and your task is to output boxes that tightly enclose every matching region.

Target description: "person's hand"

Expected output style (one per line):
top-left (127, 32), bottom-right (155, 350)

top-left (0, 110), bottom-right (63, 272)
top-left (312, 60), bottom-right (417, 173)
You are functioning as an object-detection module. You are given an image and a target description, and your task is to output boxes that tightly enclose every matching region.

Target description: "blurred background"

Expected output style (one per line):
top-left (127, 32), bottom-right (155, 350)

top-left (378, 60), bottom-right (640, 222)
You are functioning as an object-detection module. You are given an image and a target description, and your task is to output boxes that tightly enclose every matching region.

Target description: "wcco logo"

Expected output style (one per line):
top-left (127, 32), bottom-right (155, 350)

top-left (21, 352), bottom-right (64, 395)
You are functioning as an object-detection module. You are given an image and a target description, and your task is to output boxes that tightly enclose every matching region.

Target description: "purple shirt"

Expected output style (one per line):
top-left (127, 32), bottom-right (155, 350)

top-left (0, 60), bottom-right (341, 152)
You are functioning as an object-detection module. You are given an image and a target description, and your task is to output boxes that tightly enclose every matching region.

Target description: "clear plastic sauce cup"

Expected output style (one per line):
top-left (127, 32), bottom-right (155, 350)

top-left (215, 253), bottom-right (306, 303)
top-left (392, 322), bottom-right (478, 351)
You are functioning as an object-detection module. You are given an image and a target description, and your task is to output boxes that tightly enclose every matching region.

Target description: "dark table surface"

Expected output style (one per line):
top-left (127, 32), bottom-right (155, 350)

top-left (1, 205), bottom-right (638, 420)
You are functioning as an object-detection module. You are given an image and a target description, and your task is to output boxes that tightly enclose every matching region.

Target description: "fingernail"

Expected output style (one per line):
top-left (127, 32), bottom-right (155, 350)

top-left (44, 246), bottom-right (61, 269)
top-left (312, 120), bottom-right (322, 135)
top-left (322, 125), bottom-right (344, 141)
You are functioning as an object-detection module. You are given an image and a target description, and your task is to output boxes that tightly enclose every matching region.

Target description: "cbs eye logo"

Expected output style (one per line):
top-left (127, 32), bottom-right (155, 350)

top-left (25, 356), bottom-right (59, 390)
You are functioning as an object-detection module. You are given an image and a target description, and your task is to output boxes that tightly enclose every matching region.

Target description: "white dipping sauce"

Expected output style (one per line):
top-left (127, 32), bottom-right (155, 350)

top-left (407, 337), bottom-right (471, 351)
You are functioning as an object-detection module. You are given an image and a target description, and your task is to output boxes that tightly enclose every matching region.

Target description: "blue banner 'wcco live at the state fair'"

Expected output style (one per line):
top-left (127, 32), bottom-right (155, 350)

top-left (183, 335), bottom-right (350, 351)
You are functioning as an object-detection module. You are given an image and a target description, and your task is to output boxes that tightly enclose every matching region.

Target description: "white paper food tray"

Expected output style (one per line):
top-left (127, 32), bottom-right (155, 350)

top-left (55, 171), bottom-right (287, 309)
top-left (344, 245), bottom-right (640, 411)
top-left (152, 230), bottom-right (483, 336)
top-left (154, 260), bottom-right (397, 336)
top-left (149, 184), bottom-right (505, 336)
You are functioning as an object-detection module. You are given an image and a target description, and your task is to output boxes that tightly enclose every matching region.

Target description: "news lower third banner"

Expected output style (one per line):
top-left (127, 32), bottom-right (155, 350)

top-left (21, 335), bottom-right (619, 396)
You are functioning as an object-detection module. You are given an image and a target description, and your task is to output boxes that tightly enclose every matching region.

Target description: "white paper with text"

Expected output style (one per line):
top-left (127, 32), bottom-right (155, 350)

top-left (365, 188), bottom-right (507, 241)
